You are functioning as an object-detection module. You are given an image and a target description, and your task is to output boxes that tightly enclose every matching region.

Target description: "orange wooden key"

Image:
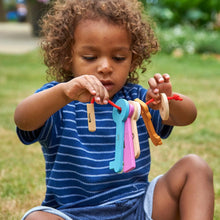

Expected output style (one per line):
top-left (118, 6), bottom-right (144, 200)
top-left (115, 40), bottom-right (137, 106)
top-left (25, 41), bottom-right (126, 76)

top-left (135, 98), bottom-right (162, 146)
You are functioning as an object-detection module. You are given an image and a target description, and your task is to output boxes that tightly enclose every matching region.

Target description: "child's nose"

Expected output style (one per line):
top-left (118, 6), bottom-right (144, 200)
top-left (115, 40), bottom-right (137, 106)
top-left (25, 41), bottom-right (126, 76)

top-left (97, 58), bottom-right (113, 75)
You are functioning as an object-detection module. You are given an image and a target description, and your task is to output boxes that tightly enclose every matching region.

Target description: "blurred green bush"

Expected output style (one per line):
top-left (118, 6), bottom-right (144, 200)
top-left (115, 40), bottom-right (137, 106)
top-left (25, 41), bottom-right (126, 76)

top-left (156, 25), bottom-right (220, 54)
top-left (141, 0), bottom-right (220, 29)
top-left (138, 0), bottom-right (220, 54)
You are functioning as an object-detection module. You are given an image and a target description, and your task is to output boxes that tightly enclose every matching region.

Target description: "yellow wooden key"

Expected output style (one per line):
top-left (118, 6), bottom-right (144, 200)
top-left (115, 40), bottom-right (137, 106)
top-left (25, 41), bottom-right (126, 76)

top-left (134, 98), bottom-right (162, 146)
top-left (128, 101), bottom-right (141, 159)
top-left (87, 103), bottom-right (96, 132)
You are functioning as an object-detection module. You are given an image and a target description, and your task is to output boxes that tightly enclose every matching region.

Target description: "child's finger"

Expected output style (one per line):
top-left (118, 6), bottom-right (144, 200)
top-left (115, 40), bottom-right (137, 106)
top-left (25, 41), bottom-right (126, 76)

top-left (148, 77), bottom-right (160, 94)
top-left (95, 86), bottom-right (109, 104)
top-left (84, 75), bottom-right (99, 95)
top-left (154, 73), bottom-right (164, 83)
top-left (103, 88), bottom-right (109, 104)
top-left (146, 88), bottom-right (160, 103)
top-left (88, 78), bottom-right (104, 103)
top-left (163, 73), bottom-right (170, 82)
top-left (77, 75), bottom-right (103, 102)
top-left (87, 76), bottom-right (109, 104)
top-left (146, 89), bottom-right (161, 109)
top-left (148, 77), bottom-right (157, 89)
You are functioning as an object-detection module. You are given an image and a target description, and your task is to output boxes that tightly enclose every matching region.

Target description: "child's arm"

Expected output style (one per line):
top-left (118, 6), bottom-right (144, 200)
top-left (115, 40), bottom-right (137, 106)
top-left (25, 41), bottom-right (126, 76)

top-left (146, 73), bottom-right (197, 126)
top-left (14, 75), bottom-right (109, 131)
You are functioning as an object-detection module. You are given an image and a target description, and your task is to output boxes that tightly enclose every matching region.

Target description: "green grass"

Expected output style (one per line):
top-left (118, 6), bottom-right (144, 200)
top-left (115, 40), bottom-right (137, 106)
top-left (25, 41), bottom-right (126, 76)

top-left (0, 50), bottom-right (219, 219)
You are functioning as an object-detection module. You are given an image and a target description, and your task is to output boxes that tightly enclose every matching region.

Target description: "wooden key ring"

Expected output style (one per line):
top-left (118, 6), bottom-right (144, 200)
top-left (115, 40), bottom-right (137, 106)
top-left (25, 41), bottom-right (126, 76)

top-left (159, 93), bottom-right (169, 121)
top-left (87, 103), bottom-right (96, 132)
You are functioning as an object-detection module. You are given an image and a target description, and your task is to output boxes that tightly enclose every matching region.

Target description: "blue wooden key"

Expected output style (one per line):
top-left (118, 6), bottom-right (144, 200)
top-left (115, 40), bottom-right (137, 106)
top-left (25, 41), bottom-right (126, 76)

top-left (109, 99), bottom-right (129, 173)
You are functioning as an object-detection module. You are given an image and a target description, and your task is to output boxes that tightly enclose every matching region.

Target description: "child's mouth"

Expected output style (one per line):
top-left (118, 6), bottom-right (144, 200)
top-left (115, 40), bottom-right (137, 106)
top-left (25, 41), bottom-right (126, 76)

top-left (101, 80), bottom-right (114, 91)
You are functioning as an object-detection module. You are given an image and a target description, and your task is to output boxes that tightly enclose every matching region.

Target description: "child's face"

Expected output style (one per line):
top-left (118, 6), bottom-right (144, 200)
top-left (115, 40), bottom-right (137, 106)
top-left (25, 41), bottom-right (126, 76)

top-left (71, 19), bottom-right (133, 99)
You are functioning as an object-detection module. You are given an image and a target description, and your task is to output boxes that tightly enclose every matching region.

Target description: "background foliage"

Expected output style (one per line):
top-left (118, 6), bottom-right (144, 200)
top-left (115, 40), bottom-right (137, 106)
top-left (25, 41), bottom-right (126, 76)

top-left (156, 25), bottom-right (220, 54)
top-left (138, 0), bottom-right (220, 55)
top-left (140, 0), bottom-right (220, 28)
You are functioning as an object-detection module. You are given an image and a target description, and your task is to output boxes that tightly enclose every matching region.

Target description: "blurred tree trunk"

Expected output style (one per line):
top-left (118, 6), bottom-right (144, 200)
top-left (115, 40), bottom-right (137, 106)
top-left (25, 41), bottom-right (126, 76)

top-left (0, 0), bottom-right (6, 21)
top-left (26, 1), bottom-right (49, 37)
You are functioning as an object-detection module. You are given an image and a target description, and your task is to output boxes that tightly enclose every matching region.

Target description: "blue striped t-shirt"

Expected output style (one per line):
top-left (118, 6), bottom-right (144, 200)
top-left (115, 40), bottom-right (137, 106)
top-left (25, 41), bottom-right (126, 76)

top-left (17, 82), bottom-right (173, 210)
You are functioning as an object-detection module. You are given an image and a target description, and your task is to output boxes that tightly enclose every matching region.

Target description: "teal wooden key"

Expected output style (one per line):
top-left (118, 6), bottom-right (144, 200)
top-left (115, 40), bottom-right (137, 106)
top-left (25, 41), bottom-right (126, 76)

top-left (109, 99), bottom-right (129, 173)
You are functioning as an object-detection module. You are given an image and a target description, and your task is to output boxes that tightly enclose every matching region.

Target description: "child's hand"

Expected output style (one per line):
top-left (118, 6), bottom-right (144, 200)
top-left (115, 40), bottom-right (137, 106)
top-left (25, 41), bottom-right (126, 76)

top-left (64, 75), bottom-right (109, 104)
top-left (146, 73), bottom-right (172, 110)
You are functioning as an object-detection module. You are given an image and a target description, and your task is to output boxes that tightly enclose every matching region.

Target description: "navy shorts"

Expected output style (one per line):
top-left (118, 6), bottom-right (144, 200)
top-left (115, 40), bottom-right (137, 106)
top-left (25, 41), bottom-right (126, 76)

top-left (22, 175), bottom-right (162, 220)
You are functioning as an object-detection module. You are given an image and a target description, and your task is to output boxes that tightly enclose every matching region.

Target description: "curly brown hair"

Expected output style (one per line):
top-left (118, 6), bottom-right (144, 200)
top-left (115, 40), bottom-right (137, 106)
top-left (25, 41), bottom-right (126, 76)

top-left (40, 0), bottom-right (159, 83)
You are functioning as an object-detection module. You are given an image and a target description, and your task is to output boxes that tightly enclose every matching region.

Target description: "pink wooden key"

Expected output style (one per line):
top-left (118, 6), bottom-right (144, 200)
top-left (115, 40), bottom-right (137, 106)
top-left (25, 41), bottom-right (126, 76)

top-left (123, 103), bottom-right (136, 173)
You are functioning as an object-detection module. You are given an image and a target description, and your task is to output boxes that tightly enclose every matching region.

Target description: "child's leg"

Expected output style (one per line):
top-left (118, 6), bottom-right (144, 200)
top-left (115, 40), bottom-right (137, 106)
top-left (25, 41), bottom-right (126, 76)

top-left (152, 154), bottom-right (214, 220)
top-left (22, 206), bottom-right (72, 220)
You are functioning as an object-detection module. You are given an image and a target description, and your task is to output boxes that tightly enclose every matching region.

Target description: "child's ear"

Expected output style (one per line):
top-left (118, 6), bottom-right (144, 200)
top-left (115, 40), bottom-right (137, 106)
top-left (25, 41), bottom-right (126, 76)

top-left (63, 62), bottom-right (71, 72)
top-left (63, 54), bottom-right (73, 72)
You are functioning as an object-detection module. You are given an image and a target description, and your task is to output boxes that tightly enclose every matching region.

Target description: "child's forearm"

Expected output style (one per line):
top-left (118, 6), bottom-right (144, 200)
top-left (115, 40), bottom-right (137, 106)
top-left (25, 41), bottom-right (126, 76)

top-left (14, 75), bottom-right (109, 131)
top-left (14, 83), bottom-right (71, 131)
top-left (163, 93), bottom-right (197, 126)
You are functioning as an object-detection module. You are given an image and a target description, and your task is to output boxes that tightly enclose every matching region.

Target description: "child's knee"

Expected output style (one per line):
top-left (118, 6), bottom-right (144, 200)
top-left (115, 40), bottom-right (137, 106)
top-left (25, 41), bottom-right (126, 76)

top-left (25, 211), bottom-right (64, 220)
top-left (25, 211), bottom-right (39, 220)
top-left (181, 154), bottom-right (213, 181)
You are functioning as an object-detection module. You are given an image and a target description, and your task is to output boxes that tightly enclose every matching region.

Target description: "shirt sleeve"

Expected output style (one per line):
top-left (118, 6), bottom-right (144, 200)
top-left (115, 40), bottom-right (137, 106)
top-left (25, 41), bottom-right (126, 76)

top-left (16, 81), bottom-right (59, 145)
top-left (16, 116), bottom-right (53, 145)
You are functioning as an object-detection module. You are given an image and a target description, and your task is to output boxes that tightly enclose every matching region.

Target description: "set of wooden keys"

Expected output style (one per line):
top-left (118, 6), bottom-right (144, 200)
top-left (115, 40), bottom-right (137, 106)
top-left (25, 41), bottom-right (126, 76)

top-left (87, 94), bottom-right (182, 173)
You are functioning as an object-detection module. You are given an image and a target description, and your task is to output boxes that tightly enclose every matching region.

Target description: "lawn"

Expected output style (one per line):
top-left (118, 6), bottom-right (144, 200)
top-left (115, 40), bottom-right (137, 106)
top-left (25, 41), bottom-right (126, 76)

top-left (0, 50), bottom-right (219, 219)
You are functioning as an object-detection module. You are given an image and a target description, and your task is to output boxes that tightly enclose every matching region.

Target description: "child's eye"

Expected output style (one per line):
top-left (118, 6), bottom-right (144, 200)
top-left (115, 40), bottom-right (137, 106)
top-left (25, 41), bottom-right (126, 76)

top-left (82, 56), bottom-right (97, 61)
top-left (113, 56), bottom-right (126, 62)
